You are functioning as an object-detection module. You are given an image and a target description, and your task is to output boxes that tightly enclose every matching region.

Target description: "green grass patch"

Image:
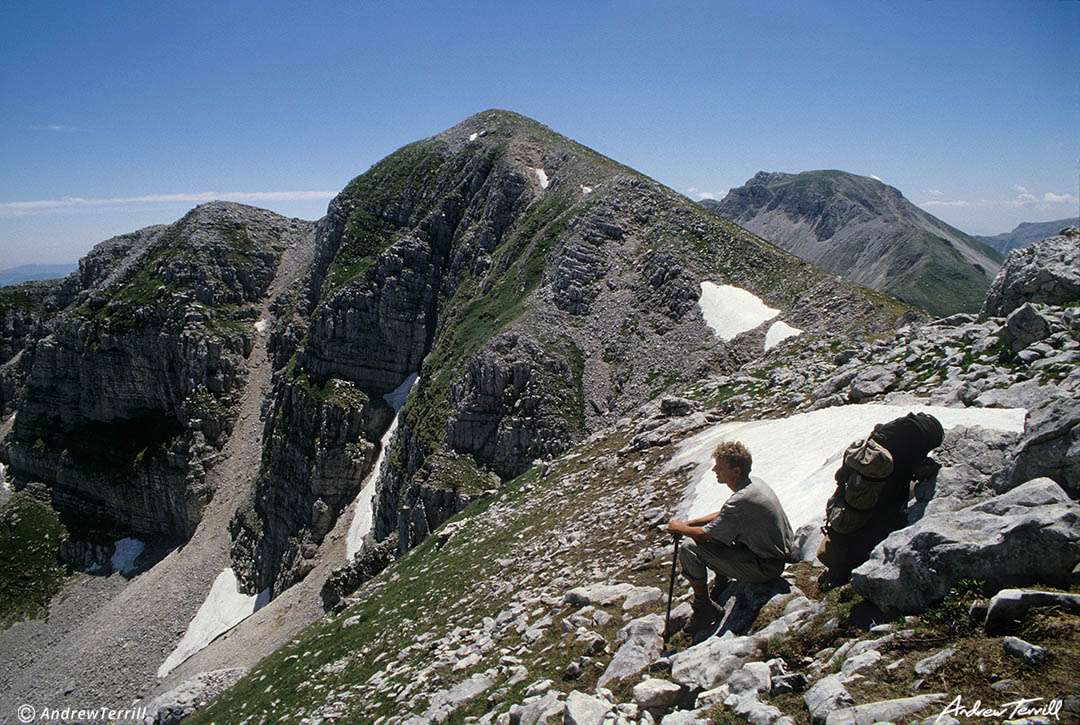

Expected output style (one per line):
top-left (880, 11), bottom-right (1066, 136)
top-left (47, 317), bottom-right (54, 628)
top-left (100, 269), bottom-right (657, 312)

top-left (288, 367), bottom-right (372, 410)
top-left (920, 578), bottom-right (985, 635)
top-left (0, 491), bottom-right (68, 629)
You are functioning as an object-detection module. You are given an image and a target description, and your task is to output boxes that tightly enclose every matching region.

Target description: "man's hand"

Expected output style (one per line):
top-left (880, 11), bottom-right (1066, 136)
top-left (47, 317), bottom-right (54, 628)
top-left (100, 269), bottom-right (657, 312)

top-left (667, 519), bottom-right (708, 543)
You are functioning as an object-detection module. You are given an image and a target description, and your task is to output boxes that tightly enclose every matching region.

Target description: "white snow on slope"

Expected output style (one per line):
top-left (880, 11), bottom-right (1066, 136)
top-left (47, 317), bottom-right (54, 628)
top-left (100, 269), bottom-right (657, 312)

top-left (111, 538), bottom-right (144, 575)
top-left (254, 318), bottom-right (268, 334)
top-left (531, 167), bottom-right (550, 189)
top-left (765, 320), bottom-right (802, 351)
top-left (698, 282), bottom-right (780, 340)
top-left (667, 403), bottom-right (1027, 532)
top-left (347, 373), bottom-right (419, 560)
top-left (581, 185), bottom-right (593, 194)
top-left (469, 132), bottom-right (479, 142)
top-left (158, 568), bottom-right (269, 678)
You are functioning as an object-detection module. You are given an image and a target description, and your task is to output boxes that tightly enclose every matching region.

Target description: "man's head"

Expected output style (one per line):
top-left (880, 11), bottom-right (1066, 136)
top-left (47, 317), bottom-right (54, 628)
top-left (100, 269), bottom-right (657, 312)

top-left (712, 440), bottom-right (752, 491)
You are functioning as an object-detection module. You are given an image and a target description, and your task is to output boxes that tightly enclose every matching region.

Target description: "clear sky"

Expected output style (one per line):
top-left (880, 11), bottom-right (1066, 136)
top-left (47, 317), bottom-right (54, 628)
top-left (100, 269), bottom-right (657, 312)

top-left (2, 1), bottom-right (1077, 268)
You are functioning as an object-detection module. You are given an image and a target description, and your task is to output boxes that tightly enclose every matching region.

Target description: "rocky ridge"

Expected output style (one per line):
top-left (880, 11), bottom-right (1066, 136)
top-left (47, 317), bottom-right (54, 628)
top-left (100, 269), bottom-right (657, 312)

top-left (703, 170), bottom-right (1004, 316)
top-left (0, 278), bottom-right (63, 415)
top-left (186, 230), bottom-right (1079, 724)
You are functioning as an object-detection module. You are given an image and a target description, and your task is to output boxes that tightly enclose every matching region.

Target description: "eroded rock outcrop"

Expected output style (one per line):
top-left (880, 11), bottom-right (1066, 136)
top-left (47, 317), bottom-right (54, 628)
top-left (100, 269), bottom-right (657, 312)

top-left (853, 478), bottom-right (1080, 615)
top-left (981, 226), bottom-right (1080, 317)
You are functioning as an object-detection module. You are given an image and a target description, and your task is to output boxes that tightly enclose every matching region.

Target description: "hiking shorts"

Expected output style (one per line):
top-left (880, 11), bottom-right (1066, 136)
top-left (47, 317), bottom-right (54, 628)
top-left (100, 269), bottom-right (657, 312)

top-left (679, 537), bottom-right (785, 585)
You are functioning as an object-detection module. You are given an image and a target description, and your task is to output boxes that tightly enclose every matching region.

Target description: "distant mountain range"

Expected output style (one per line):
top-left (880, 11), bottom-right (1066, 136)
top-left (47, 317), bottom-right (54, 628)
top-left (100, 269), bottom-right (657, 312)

top-left (701, 170), bottom-right (1004, 316)
top-left (0, 263), bottom-right (77, 287)
top-left (975, 218), bottom-right (1077, 254)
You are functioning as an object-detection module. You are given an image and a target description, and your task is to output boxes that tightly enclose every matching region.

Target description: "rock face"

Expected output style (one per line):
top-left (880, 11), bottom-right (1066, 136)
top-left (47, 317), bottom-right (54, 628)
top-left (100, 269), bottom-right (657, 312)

top-left (0, 280), bottom-right (63, 415)
top-left (1, 203), bottom-right (312, 549)
top-left (228, 376), bottom-right (392, 593)
top-left (981, 226), bottom-right (1080, 317)
top-left (703, 170), bottom-right (1003, 316)
top-left (852, 478), bottom-right (1080, 615)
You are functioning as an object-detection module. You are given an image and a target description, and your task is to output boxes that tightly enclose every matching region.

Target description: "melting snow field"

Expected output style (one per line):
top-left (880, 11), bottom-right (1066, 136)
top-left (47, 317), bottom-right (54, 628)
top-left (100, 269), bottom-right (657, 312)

top-left (698, 282), bottom-right (781, 341)
top-left (531, 167), bottom-right (550, 189)
top-left (765, 320), bottom-right (803, 351)
top-left (110, 538), bottom-right (144, 575)
top-left (346, 373), bottom-right (419, 560)
top-left (668, 403), bottom-right (1027, 532)
top-left (158, 568), bottom-right (269, 678)
top-left (254, 318), bottom-right (268, 334)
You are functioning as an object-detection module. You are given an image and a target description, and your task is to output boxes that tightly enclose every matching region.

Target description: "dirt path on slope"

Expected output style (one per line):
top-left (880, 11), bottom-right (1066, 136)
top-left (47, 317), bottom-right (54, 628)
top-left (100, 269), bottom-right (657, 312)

top-left (0, 230), bottom-right (315, 716)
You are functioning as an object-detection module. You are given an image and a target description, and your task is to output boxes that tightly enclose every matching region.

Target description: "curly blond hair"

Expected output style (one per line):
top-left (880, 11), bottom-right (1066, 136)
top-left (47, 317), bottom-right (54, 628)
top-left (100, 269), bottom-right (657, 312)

top-left (713, 440), bottom-right (752, 475)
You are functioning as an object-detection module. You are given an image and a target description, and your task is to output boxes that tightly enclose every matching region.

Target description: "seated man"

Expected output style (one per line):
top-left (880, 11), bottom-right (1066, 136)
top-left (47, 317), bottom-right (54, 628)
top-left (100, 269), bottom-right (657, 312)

top-left (667, 441), bottom-right (794, 631)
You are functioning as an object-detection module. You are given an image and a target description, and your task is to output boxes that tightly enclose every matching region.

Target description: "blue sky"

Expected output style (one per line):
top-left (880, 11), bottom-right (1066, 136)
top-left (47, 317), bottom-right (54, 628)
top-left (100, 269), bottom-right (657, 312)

top-left (1, 1), bottom-right (1077, 267)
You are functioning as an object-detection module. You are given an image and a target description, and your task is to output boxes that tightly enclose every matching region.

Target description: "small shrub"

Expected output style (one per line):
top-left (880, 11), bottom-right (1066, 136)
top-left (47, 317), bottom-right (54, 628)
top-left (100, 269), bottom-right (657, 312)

top-left (922, 579), bottom-right (984, 633)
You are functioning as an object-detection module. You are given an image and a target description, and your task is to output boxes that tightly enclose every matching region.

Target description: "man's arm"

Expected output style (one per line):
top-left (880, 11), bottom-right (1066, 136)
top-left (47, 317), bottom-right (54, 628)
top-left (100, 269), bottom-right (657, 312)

top-left (667, 512), bottom-right (721, 544)
top-left (685, 510), bottom-right (722, 527)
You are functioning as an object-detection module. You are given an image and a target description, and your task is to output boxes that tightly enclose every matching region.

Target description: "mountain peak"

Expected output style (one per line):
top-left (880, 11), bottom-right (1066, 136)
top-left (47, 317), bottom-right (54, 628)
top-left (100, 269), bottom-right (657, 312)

top-left (703, 169), bottom-right (1003, 316)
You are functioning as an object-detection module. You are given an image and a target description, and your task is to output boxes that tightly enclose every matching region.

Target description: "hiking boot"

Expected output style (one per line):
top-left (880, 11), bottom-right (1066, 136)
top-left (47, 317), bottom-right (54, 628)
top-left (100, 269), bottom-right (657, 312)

top-left (686, 597), bottom-right (719, 633)
top-left (818, 569), bottom-right (848, 593)
top-left (710, 576), bottom-right (730, 605)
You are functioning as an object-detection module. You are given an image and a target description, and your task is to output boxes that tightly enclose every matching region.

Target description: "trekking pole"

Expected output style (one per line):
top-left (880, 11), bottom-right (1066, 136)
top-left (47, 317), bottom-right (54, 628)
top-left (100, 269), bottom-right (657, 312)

top-left (663, 534), bottom-right (681, 642)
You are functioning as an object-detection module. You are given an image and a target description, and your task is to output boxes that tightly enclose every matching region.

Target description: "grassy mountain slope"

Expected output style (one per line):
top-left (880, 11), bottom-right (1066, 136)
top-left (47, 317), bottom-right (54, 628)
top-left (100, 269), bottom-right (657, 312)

top-left (703, 170), bottom-right (1004, 316)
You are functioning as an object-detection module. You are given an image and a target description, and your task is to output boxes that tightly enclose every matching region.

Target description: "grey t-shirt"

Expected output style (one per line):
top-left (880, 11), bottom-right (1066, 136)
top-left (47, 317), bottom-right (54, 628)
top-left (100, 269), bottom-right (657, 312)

top-left (702, 476), bottom-right (794, 561)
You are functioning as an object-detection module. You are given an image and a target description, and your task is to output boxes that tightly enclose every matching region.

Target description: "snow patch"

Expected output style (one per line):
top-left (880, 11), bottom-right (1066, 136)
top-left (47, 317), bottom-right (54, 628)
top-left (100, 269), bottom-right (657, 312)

top-left (158, 568), bottom-right (269, 678)
top-left (254, 318), bottom-right (268, 333)
top-left (668, 403), bottom-right (1027, 532)
top-left (531, 167), bottom-right (550, 189)
top-left (469, 132), bottom-right (479, 142)
top-left (698, 282), bottom-right (779, 340)
top-left (346, 373), bottom-right (419, 559)
top-left (383, 372), bottom-right (419, 411)
top-left (765, 320), bottom-right (802, 351)
top-left (581, 185), bottom-right (593, 194)
top-left (110, 538), bottom-right (144, 575)
top-left (0, 462), bottom-right (8, 492)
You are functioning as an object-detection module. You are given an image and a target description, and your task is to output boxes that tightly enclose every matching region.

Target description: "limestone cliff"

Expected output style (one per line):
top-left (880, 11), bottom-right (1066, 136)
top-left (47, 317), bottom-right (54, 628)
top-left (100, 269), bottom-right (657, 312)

top-left (0, 279), bottom-right (63, 415)
top-left (1, 203), bottom-right (312, 550)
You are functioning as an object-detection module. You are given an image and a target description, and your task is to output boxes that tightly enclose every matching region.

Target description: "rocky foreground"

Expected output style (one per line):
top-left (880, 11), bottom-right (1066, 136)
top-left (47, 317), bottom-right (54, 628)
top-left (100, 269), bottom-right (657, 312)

top-left (162, 230), bottom-right (1079, 724)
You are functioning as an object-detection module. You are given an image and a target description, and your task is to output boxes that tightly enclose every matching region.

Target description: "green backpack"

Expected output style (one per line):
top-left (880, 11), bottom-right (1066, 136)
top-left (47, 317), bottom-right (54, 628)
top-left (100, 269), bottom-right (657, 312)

top-left (824, 437), bottom-right (894, 534)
